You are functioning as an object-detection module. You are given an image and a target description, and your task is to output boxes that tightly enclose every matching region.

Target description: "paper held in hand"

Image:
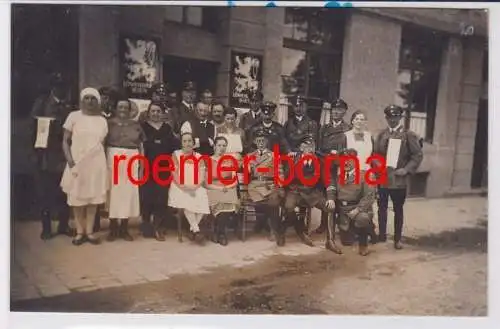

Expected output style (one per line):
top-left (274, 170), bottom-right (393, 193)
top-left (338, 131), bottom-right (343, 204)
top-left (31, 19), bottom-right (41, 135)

top-left (34, 117), bottom-right (55, 149)
top-left (386, 138), bottom-right (402, 168)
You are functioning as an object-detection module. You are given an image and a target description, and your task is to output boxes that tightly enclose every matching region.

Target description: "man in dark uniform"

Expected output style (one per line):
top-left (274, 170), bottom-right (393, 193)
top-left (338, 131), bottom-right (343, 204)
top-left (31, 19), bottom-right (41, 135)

top-left (284, 95), bottom-right (319, 151)
top-left (245, 128), bottom-right (286, 245)
top-left (239, 90), bottom-right (263, 132)
top-left (246, 102), bottom-right (290, 155)
top-left (282, 135), bottom-right (338, 249)
top-left (336, 148), bottom-right (378, 255)
top-left (31, 72), bottom-right (74, 240)
top-left (374, 105), bottom-right (423, 249)
top-left (180, 101), bottom-right (216, 156)
top-left (175, 81), bottom-right (198, 133)
top-left (316, 99), bottom-right (351, 239)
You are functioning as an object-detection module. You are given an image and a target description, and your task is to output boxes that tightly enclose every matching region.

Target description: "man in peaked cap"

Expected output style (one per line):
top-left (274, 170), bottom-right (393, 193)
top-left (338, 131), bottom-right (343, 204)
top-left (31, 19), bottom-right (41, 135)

top-left (239, 89), bottom-right (264, 132)
top-left (335, 148), bottom-right (378, 256)
top-left (281, 134), bottom-right (338, 249)
top-left (174, 80), bottom-right (198, 134)
top-left (246, 101), bottom-right (290, 155)
top-left (245, 127), bottom-right (286, 245)
top-left (373, 104), bottom-right (423, 250)
top-left (284, 95), bottom-right (319, 152)
top-left (31, 71), bottom-right (74, 240)
top-left (316, 98), bottom-right (351, 238)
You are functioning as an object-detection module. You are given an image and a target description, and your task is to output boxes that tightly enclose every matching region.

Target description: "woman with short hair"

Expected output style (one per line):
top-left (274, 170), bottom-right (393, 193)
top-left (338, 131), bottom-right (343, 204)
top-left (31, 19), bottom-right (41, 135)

top-left (61, 87), bottom-right (108, 245)
top-left (105, 95), bottom-right (145, 242)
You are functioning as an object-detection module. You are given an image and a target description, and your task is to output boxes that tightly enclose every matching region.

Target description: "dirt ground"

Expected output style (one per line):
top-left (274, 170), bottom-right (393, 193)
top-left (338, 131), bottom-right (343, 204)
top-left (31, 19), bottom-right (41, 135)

top-left (11, 219), bottom-right (487, 316)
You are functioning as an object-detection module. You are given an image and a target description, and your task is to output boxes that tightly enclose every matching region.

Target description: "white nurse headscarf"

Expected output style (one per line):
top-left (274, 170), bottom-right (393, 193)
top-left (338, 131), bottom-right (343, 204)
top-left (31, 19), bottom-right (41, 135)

top-left (80, 87), bottom-right (101, 105)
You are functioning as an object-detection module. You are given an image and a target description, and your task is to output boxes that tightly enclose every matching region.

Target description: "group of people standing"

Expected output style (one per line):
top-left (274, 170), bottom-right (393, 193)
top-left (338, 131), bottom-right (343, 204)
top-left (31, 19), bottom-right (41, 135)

top-left (31, 72), bottom-right (423, 256)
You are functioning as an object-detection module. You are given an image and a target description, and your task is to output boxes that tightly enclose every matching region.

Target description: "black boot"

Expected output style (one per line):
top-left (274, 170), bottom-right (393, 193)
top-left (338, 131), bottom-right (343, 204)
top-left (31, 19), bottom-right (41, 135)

top-left (293, 213), bottom-right (314, 247)
top-left (141, 211), bottom-right (154, 238)
top-left (216, 213), bottom-right (229, 246)
top-left (40, 210), bottom-right (53, 240)
top-left (56, 205), bottom-right (74, 237)
top-left (119, 219), bottom-right (134, 241)
top-left (325, 212), bottom-right (342, 254)
top-left (153, 214), bottom-right (165, 241)
top-left (106, 219), bottom-right (119, 242)
top-left (314, 211), bottom-right (328, 234)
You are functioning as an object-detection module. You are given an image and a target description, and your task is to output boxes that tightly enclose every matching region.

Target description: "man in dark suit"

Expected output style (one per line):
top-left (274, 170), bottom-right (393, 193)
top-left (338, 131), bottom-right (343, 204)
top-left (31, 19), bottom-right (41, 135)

top-left (31, 72), bottom-right (74, 240)
top-left (373, 105), bottom-right (423, 250)
top-left (180, 101), bottom-right (216, 156)
top-left (175, 81), bottom-right (198, 133)
top-left (239, 90), bottom-right (263, 132)
top-left (284, 95), bottom-right (319, 152)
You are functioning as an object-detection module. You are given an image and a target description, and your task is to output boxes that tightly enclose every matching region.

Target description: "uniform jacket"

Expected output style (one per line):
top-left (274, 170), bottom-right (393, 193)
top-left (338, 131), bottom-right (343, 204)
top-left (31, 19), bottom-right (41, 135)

top-left (373, 126), bottom-right (423, 189)
top-left (246, 121), bottom-right (290, 154)
top-left (31, 93), bottom-right (73, 173)
top-left (247, 148), bottom-right (284, 181)
top-left (318, 120), bottom-right (351, 155)
top-left (238, 110), bottom-right (262, 131)
top-left (284, 115), bottom-right (319, 151)
top-left (174, 101), bottom-right (197, 133)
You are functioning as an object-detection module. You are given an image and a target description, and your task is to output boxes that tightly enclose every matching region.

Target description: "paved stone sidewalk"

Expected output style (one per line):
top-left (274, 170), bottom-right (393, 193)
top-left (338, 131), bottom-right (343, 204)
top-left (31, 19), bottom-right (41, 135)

top-left (10, 196), bottom-right (487, 302)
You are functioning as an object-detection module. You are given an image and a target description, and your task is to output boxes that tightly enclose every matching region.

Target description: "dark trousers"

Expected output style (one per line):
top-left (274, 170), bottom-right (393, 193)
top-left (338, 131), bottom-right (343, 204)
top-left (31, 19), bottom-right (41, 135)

top-left (377, 187), bottom-right (407, 242)
top-left (35, 170), bottom-right (69, 234)
top-left (356, 226), bottom-right (369, 247)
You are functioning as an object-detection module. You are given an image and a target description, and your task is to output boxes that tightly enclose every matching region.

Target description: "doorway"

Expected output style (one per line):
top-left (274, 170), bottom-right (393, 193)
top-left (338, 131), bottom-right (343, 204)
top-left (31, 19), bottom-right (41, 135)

top-left (163, 55), bottom-right (219, 99)
top-left (471, 98), bottom-right (488, 189)
top-left (11, 4), bottom-right (79, 220)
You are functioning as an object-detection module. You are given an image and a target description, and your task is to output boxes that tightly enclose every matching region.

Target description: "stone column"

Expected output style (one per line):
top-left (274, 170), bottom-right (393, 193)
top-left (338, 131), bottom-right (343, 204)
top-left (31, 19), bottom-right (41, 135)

top-left (339, 12), bottom-right (402, 132)
top-left (425, 37), bottom-right (464, 197)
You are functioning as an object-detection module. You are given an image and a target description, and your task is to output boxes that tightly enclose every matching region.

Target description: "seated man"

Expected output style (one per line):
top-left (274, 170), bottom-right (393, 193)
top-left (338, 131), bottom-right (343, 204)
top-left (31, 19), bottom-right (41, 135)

top-left (336, 148), bottom-right (377, 256)
top-left (282, 135), bottom-right (336, 247)
top-left (245, 128), bottom-right (286, 245)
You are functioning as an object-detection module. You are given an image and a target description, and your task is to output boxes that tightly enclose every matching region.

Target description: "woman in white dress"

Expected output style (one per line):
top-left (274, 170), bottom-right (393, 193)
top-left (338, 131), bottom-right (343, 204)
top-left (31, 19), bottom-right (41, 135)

top-left (345, 110), bottom-right (378, 244)
top-left (168, 132), bottom-right (210, 244)
top-left (105, 96), bottom-right (145, 242)
top-left (206, 136), bottom-right (240, 246)
top-left (345, 110), bottom-right (373, 173)
top-left (61, 88), bottom-right (108, 245)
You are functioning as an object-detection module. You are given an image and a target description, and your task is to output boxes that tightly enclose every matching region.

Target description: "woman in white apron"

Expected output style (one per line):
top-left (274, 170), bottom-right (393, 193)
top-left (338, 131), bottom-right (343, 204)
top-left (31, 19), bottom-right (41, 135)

top-left (345, 110), bottom-right (378, 244)
top-left (168, 132), bottom-right (210, 244)
top-left (61, 88), bottom-right (108, 245)
top-left (105, 96), bottom-right (145, 242)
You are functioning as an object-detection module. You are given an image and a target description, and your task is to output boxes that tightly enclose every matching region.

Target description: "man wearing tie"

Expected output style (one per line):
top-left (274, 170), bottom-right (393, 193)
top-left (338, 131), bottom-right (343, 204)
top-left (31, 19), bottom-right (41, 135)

top-left (31, 72), bottom-right (74, 240)
top-left (239, 90), bottom-right (263, 133)
top-left (281, 135), bottom-right (339, 252)
top-left (316, 99), bottom-right (351, 239)
top-left (284, 95), bottom-right (319, 152)
top-left (175, 81), bottom-right (197, 133)
top-left (180, 102), bottom-right (216, 156)
top-left (373, 105), bottom-right (423, 249)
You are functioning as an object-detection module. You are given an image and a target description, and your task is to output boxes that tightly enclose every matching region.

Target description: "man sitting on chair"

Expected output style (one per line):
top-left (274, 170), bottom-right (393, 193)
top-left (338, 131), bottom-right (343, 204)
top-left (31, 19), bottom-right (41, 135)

top-left (282, 135), bottom-right (337, 248)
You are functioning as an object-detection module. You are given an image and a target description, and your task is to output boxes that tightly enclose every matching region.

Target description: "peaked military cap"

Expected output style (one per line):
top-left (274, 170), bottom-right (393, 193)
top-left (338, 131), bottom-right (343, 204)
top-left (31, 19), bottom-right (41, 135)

top-left (183, 81), bottom-right (196, 91)
top-left (331, 98), bottom-right (348, 111)
top-left (49, 72), bottom-right (64, 87)
top-left (384, 104), bottom-right (404, 118)
top-left (247, 89), bottom-right (264, 101)
top-left (150, 81), bottom-right (169, 96)
top-left (253, 127), bottom-right (269, 139)
top-left (294, 95), bottom-right (308, 105)
top-left (260, 101), bottom-right (277, 115)
top-left (300, 134), bottom-right (315, 145)
top-left (339, 148), bottom-right (358, 157)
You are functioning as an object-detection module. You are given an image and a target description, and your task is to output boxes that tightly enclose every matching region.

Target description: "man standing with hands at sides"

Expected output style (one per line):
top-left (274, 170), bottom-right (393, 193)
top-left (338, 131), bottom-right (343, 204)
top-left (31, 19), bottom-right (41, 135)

top-left (316, 99), bottom-right (351, 239)
top-left (32, 72), bottom-right (74, 240)
top-left (374, 105), bottom-right (423, 249)
top-left (175, 81), bottom-right (198, 134)
top-left (284, 95), bottom-right (319, 152)
top-left (239, 90), bottom-right (263, 135)
top-left (180, 102), bottom-right (216, 156)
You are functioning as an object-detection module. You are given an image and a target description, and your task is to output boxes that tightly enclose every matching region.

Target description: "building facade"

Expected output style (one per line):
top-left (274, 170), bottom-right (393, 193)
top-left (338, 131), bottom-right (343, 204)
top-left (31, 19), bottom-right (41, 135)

top-left (11, 5), bottom-right (488, 217)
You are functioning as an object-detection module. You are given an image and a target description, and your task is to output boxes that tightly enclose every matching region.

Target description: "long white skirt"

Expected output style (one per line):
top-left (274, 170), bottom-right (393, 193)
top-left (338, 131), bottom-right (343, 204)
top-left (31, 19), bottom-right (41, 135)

top-left (168, 161), bottom-right (210, 214)
top-left (107, 147), bottom-right (141, 219)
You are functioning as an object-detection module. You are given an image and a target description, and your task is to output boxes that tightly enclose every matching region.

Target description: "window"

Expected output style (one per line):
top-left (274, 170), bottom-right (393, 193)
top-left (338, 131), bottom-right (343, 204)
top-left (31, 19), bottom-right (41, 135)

top-left (395, 25), bottom-right (444, 143)
top-left (164, 6), bottom-right (218, 32)
top-left (280, 8), bottom-right (347, 123)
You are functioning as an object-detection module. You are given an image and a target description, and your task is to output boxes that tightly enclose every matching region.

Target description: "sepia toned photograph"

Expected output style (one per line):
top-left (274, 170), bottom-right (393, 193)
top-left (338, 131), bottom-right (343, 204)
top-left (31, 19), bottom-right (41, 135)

top-left (10, 3), bottom-right (488, 316)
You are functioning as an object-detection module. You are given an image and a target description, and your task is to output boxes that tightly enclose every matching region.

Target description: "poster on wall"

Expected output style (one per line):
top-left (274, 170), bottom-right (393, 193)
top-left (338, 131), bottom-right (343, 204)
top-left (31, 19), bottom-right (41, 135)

top-left (229, 51), bottom-right (263, 108)
top-left (119, 34), bottom-right (161, 99)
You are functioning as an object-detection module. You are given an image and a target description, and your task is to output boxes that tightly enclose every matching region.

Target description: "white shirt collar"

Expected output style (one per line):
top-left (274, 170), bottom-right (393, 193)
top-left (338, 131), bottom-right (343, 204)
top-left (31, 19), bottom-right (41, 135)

top-left (296, 115), bottom-right (303, 122)
top-left (263, 121), bottom-right (272, 128)
top-left (389, 123), bottom-right (403, 133)
top-left (332, 120), bottom-right (342, 127)
top-left (252, 110), bottom-right (261, 118)
top-left (182, 100), bottom-right (192, 109)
